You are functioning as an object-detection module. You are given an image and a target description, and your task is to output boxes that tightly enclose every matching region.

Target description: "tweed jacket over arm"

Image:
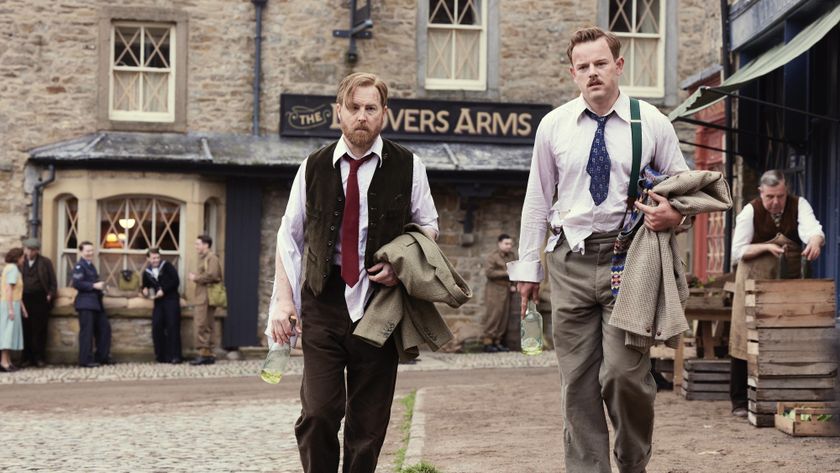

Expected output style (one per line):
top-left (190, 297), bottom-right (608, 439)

top-left (609, 170), bottom-right (732, 350)
top-left (353, 224), bottom-right (472, 361)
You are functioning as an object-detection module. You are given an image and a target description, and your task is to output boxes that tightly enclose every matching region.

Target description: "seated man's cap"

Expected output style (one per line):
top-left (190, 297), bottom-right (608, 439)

top-left (23, 238), bottom-right (41, 249)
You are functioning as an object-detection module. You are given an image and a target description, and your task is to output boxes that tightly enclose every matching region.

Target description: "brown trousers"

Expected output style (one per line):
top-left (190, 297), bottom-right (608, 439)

top-left (481, 282), bottom-right (511, 345)
top-left (295, 268), bottom-right (399, 473)
top-left (549, 233), bottom-right (656, 473)
top-left (192, 302), bottom-right (215, 357)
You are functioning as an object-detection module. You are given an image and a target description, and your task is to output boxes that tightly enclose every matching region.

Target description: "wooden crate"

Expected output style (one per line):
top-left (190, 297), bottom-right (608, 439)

top-left (744, 279), bottom-right (836, 329)
top-left (748, 411), bottom-right (775, 428)
top-left (686, 287), bottom-right (729, 311)
top-left (748, 386), bottom-right (835, 402)
top-left (748, 376), bottom-right (836, 390)
top-left (679, 359), bottom-right (730, 401)
top-left (775, 402), bottom-right (840, 437)
top-left (679, 388), bottom-right (729, 401)
top-left (748, 361), bottom-right (837, 378)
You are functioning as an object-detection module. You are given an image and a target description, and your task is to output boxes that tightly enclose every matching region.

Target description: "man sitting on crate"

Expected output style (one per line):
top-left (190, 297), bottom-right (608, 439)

top-left (728, 169), bottom-right (826, 418)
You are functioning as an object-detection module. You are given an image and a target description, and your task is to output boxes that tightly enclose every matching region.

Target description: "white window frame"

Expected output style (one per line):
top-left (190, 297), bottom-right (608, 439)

top-left (57, 197), bottom-right (79, 288)
top-left (611, 0), bottom-right (666, 98)
top-left (109, 21), bottom-right (177, 123)
top-left (424, 1), bottom-right (488, 91)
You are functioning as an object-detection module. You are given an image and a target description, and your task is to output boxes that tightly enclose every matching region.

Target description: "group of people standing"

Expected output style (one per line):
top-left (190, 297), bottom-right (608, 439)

top-left (1, 234), bottom-right (224, 370)
top-left (1, 239), bottom-right (56, 372)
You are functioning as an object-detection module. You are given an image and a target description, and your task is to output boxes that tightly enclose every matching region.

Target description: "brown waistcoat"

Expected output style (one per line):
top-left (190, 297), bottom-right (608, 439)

top-left (750, 195), bottom-right (800, 245)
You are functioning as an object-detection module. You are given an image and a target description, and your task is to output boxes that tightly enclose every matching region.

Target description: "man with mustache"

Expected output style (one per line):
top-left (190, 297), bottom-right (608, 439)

top-left (508, 27), bottom-right (689, 473)
top-left (267, 72), bottom-right (439, 472)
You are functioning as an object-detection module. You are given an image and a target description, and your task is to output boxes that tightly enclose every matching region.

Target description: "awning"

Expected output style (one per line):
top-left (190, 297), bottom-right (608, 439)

top-left (669, 3), bottom-right (840, 121)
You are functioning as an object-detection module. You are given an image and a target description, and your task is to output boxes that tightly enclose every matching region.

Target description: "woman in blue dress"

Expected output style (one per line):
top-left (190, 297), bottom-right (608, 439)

top-left (1, 247), bottom-right (28, 372)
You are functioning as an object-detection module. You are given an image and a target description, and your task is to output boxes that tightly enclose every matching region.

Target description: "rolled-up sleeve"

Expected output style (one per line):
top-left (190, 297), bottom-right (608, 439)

top-left (507, 117), bottom-right (557, 283)
top-left (797, 197), bottom-right (824, 243)
top-left (274, 159), bottom-right (308, 318)
top-left (410, 154), bottom-right (439, 237)
top-left (731, 204), bottom-right (754, 265)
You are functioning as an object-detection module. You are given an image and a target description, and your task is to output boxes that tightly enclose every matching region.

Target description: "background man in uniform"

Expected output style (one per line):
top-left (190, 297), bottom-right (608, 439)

top-left (508, 27), bottom-right (689, 473)
top-left (267, 72), bottom-right (438, 473)
top-left (481, 233), bottom-right (516, 353)
top-left (142, 247), bottom-right (182, 364)
top-left (728, 169), bottom-right (825, 417)
top-left (188, 234), bottom-right (221, 365)
top-left (72, 241), bottom-right (111, 368)
top-left (21, 238), bottom-right (56, 367)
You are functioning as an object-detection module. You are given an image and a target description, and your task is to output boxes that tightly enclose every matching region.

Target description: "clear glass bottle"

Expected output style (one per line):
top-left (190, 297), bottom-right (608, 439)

top-left (520, 300), bottom-right (543, 356)
top-left (260, 342), bottom-right (291, 384)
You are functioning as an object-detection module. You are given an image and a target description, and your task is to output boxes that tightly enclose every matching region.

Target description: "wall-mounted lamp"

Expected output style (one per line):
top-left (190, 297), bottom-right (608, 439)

top-left (119, 218), bottom-right (136, 230)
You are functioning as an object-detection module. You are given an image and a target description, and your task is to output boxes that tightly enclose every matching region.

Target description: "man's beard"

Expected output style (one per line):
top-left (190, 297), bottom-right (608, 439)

top-left (342, 123), bottom-right (380, 150)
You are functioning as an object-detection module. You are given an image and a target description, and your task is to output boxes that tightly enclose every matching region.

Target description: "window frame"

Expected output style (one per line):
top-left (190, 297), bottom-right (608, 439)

top-left (96, 195), bottom-right (186, 292)
top-left (97, 7), bottom-right (188, 132)
top-left (57, 196), bottom-right (79, 288)
top-left (607, 0), bottom-right (666, 98)
top-left (109, 22), bottom-right (177, 123)
top-left (422, 0), bottom-right (489, 91)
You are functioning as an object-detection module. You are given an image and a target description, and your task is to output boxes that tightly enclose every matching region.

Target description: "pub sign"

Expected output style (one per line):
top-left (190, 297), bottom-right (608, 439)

top-left (280, 94), bottom-right (552, 145)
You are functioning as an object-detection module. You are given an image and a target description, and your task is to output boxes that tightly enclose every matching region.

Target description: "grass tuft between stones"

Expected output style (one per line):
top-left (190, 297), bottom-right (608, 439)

top-left (394, 390), bottom-right (441, 473)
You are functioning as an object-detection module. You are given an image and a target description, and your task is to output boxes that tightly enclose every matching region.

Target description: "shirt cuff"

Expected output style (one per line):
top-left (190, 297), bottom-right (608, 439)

top-left (507, 260), bottom-right (544, 283)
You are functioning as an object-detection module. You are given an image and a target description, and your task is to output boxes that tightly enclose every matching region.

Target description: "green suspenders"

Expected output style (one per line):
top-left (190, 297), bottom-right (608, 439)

top-left (627, 97), bottom-right (642, 208)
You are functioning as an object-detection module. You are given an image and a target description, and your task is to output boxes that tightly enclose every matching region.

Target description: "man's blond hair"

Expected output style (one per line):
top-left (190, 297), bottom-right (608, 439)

top-left (566, 26), bottom-right (622, 64)
top-left (336, 72), bottom-right (388, 107)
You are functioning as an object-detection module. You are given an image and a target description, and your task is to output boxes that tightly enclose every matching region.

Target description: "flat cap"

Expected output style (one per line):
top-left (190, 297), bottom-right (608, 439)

top-left (23, 238), bottom-right (41, 249)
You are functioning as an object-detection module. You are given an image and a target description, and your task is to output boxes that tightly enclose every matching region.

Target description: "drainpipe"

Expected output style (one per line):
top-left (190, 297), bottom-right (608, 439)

top-left (29, 163), bottom-right (56, 239)
top-left (721, 0), bottom-right (734, 271)
top-left (252, 0), bottom-right (268, 136)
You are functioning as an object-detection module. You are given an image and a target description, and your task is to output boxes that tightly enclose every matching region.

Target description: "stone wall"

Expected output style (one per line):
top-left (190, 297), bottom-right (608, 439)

top-left (2, 1), bottom-right (722, 248)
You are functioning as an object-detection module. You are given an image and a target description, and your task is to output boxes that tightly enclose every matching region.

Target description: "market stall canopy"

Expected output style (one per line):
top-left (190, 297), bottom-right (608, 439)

top-left (669, 3), bottom-right (840, 122)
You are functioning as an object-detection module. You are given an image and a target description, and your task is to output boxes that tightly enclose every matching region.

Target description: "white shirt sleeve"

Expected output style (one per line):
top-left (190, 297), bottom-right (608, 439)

top-left (271, 159), bottom-right (307, 322)
top-left (730, 203), bottom-right (755, 265)
top-left (410, 154), bottom-right (440, 236)
top-left (797, 197), bottom-right (824, 244)
top-left (652, 109), bottom-right (690, 175)
top-left (507, 117), bottom-right (557, 283)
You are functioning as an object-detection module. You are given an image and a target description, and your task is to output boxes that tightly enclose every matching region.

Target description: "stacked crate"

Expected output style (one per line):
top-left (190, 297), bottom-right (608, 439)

top-left (680, 358), bottom-right (730, 400)
top-left (745, 279), bottom-right (838, 427)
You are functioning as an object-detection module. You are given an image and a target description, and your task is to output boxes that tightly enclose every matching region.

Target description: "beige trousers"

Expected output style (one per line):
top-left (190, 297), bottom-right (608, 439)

top-left (193, 302), bottom-right (215, 357)
top-left (548, 233), bottom-right (656, 473)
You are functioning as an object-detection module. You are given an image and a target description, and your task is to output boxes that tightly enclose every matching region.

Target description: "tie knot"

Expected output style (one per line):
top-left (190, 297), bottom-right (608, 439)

top-left (344, 153), bottom-right (375, 170)
top-left (584, 109), bottom-right (612, 126)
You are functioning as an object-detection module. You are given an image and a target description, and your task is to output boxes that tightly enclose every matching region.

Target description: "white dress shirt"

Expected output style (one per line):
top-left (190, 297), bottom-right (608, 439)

top-left (730, 197), bottom-right (824, 264)
top-left (508, 93), bottom-right (690, 283)
top-left (266, 135), bottom-right (439, 337)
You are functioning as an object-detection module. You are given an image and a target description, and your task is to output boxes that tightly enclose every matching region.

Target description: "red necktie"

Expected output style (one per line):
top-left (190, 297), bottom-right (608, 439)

top-left (340, 153), bottom-right (374, 287)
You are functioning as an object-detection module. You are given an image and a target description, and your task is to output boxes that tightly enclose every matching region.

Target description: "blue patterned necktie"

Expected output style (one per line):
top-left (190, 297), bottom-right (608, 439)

top-left (584, 109), bottom-right (613, 206)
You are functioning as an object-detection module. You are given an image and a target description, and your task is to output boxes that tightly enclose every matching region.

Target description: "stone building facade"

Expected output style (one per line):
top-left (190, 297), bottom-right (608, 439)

top-left (1, 0), bottom-right (721, 360)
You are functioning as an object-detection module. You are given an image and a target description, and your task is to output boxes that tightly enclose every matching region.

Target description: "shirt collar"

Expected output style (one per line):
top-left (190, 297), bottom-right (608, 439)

top-left (332, 135), bottom-right (384, 167)
top-left (574, 91), bottom-right (631, 124)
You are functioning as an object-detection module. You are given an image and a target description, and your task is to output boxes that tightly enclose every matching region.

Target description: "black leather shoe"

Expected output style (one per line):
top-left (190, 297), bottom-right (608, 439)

top-left (80, 362), bottom-right (100, 368)
top-left (170, 358), bottom-right (183, 364)
top-left (483, 344), bottom-right (499, 353)
top-left (494, 344), bottom-right (510, 352)
top-left (190, 356), bottom-right (215, 365)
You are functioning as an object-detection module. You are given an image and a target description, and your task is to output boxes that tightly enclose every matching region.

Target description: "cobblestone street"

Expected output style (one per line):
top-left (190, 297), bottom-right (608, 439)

top-left (3, 352), bottom-right (839, 472)
top-left (1, 352), bottom-right (557, 472)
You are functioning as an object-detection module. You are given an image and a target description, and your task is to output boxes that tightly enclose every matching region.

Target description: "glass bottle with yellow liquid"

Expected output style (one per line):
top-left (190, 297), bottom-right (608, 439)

top-left (520, 300), bottom-right (543, 356)
top-left (260, 341), bottom-right (291, 384)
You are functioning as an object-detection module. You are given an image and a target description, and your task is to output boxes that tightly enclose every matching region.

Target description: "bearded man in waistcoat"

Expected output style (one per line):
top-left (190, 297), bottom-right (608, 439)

top-left (266, 72), bottom-right (439, 473)
top-left (728, 169), bottom-right (825, 417)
